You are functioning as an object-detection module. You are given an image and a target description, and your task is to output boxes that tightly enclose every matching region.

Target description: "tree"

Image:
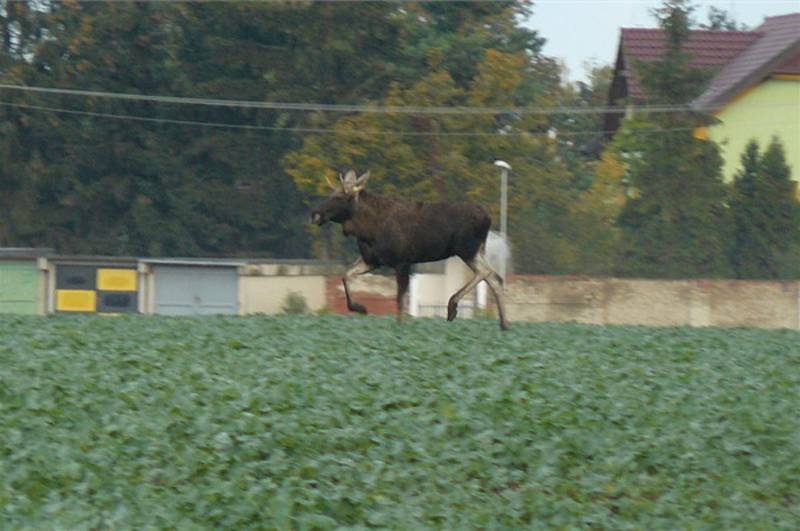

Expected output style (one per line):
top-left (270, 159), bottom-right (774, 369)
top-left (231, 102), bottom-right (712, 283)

top-left (563, 151), bottom-right (626, 276)
top-left (549, 63), bottom-right (614, 198)
top-left (700, 6), bottom-right (748, 31)
top-left (0, 2), bottom-right (419, 256)
top-left (614, 0), bottom-right (732, 278)
top-left (1, 1), bottom-right (561, 259)
top-left (730, 138), bottom-right (800, 278)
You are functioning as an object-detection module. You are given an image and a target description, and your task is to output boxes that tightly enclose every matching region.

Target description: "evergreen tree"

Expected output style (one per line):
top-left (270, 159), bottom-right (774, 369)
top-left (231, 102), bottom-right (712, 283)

top-left (730, 138), bottom-right (800, 278)
top-left (700, 6), bottom-right (748, 31)
top-left (614, 0), bottom-right (731, 278)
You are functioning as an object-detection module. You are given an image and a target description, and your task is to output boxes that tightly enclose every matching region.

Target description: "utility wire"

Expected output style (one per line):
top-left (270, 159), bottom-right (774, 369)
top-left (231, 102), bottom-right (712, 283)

top-left (17, 0), bottom-right (796, 3)
top-left (2, 99), bottom-right (796, 138)
top-left (2, 0), bottom-right (528, 3)
top-left (0, 100), bottom-right (572, 136)
top-left (0, 82), bottom-right (776, 116)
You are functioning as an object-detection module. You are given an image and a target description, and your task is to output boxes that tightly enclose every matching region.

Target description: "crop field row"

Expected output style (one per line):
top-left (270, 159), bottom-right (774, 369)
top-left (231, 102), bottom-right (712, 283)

top-left (1, 315), bottom-right (798, 528)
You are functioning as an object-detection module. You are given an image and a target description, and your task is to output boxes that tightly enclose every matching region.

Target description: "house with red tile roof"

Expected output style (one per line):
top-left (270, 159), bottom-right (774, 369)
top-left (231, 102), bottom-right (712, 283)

top-left (607, 13), bottom-right (800, 185)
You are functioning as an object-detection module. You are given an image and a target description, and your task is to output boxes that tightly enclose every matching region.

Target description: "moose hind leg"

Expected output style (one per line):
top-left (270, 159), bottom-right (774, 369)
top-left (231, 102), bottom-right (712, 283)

top-left (343, 257), bottom-right (374, 314)
top-left (476, 252), bottom-right (509, 331)
top-left (447, 259), bottom-right (483, 322)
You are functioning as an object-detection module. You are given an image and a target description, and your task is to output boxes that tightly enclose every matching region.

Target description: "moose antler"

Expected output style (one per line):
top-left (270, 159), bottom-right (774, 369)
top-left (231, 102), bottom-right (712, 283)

top-left (340, 169), bottom-right (371, 194)
top-left (325, 172), bottom-right (340, 191)
top-left (354, 171), bottom-right (370, 192)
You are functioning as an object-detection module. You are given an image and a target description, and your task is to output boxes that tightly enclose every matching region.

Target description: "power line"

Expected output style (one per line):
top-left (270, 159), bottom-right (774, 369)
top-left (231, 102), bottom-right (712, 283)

top-left (2, 0), bottom-right (525, 3)
top-left (15, 0), bottom-right (795, 3)
top-left (1, 99), bottom-right (796, 138)
top-left (0, 82), bottom-right (774, 116)
top-left (0, 100), bottom-right (569, 136)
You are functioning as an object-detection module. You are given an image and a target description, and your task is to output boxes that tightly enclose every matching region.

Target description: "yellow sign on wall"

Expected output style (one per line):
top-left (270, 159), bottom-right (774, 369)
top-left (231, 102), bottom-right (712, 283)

top-left (97, 269), bottom-right (137, 291)
top-left (56, 290), bottom-right (97, 312)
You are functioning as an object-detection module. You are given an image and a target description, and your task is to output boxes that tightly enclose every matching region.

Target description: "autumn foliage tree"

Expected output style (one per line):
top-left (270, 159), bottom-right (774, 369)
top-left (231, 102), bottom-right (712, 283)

top-left (283, 44), bottom-right (586, 274)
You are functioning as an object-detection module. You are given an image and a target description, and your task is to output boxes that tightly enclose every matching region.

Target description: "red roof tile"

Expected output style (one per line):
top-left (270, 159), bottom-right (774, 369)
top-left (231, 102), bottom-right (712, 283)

top-left (776, 49), bottom-right (800, 75)
top-left (620, 28), bottom-right (760, 100)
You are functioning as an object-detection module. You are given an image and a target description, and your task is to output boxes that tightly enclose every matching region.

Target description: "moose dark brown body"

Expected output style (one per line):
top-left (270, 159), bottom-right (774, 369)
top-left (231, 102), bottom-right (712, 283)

top-left (311, 170), bottom-right (508, 330)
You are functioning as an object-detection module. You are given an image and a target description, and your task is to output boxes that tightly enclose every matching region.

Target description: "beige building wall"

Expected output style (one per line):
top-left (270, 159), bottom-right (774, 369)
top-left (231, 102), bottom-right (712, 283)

top-left (240, 275), bottom-right (327, 315)
top-left (237, 261), bottom-right (339, 315)
top-left (409, 257), bottom-right (477, 318)
top-left (412, 273), bottom-right (449, 317)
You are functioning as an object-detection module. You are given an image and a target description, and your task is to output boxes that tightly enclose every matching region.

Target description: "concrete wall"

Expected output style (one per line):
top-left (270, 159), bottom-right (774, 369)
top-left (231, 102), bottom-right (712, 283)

top-left (706, 280), bottom-right (800, 329)
top-left (331, 272), bottom-right (800, 330)
top-left (239, 263), bottom-right (331, 314)
top-left (505, 276), bottom-right (800, 330)
top-left (24, 252), bottom-right (800, 329)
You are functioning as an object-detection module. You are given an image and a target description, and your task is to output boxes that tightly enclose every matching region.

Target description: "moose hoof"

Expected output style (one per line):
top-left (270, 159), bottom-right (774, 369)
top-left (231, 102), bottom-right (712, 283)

top-left (349, 303), bottom-right (368, 314)
top-left (447, 302), bottom-right (458, 322)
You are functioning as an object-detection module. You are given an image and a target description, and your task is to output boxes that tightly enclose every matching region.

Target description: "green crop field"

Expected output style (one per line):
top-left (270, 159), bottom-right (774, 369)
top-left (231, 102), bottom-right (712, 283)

top-left (1, 315), bottom-right (798, 529)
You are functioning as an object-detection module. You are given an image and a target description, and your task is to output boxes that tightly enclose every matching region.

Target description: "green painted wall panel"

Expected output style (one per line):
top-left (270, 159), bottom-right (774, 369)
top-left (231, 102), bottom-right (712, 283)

top-left (709, 78), bottom-right (800, 184)
top-left (0, 261), bottom-right (39, 315)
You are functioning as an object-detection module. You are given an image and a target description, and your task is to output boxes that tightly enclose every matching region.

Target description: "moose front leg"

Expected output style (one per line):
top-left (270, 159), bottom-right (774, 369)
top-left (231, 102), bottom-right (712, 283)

top-left (446, 267), bottom-right (483, 322)
top-left (342, 257), bottom-right (374, 314)
top-left (395, 265), bottom-right (411, 324)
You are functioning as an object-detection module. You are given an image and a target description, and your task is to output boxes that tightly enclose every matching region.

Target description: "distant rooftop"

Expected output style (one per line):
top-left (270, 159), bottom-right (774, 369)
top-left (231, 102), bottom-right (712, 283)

top-left (607, 13), bottom-right (800, 133)
top-left (692, 13), bottom-right (800, 111)
top-left (617, 27), bottom-right (760, 100)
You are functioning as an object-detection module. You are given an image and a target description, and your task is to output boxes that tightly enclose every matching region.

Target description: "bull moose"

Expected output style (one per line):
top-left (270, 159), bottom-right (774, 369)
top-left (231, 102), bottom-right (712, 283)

top-left (311, 169), bottom-right (508, 331)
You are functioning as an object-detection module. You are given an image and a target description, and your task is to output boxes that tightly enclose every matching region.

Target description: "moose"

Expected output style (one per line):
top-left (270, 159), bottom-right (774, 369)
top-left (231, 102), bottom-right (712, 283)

top-left (311, 169), bottom-right (508, 331)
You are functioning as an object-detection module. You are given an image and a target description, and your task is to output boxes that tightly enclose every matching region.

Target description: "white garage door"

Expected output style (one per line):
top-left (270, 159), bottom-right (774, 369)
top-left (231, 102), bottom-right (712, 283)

top-left (153, 265), bottom-right (239, 315)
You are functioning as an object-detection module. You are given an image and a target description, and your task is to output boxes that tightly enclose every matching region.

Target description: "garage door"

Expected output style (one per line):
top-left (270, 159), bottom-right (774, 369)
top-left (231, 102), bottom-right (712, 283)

top-left (153, 266), bottom-right (239, 315)
top-left (0, 261), bottom-right (38, 314)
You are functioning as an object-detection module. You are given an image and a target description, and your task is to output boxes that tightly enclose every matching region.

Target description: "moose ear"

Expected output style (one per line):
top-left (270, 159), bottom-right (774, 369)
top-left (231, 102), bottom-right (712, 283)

top-left (353, 171), bottom-right (370, 194)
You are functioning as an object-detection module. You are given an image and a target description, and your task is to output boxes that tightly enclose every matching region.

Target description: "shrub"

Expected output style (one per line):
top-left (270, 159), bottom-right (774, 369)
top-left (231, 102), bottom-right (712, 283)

top-left (281, 291), bottom-right (309, 315)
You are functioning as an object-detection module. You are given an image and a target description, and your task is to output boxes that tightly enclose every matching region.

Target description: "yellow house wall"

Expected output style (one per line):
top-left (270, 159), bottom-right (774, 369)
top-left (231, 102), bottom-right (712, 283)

top-left (708, 77), bottom-right (800, 184)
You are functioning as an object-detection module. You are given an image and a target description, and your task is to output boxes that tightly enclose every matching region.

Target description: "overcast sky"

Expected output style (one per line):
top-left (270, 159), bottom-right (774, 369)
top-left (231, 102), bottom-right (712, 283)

top-left (524, 0), bottom-right (800, 83)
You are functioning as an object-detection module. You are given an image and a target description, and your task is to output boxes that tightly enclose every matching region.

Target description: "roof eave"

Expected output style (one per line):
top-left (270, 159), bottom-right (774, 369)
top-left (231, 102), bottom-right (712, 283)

top-left (692, 39), bottom-right (800, 113)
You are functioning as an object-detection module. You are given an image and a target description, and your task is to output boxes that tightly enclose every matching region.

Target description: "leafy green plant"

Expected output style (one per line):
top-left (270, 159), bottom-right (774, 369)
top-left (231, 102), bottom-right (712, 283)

top-left (0, 315), bottom-right (798, 528)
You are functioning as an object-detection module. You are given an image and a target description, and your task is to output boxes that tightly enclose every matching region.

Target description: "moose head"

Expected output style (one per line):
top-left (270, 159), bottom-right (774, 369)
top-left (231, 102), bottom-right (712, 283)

top-left (310, 169), bottom-right (370, 226)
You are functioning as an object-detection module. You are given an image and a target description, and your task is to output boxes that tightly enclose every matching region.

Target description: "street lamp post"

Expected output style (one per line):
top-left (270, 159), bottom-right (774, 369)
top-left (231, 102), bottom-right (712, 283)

top-left (493, 160), bottom-right (511, 281)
